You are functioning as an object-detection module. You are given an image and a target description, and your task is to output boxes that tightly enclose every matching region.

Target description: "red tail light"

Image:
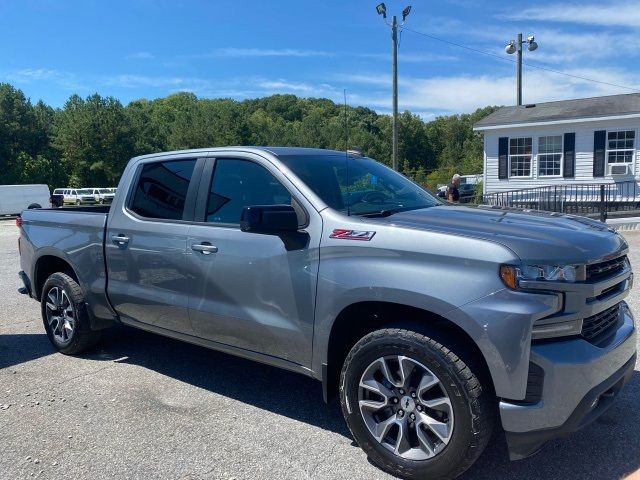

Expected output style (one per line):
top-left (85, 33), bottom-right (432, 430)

top-left (16, 216), bottom-right (23, 228)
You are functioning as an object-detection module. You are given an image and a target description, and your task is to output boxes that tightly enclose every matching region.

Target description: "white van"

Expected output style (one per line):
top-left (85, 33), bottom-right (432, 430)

top-left (0, 184), bottom-right (50, 216)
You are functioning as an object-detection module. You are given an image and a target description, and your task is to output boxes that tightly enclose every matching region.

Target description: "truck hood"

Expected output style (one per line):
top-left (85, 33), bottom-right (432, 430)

top-left (377, 205), bottom-right (627, 264)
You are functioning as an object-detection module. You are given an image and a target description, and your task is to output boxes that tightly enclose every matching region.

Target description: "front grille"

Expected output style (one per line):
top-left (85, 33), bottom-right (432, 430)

top-left (586, 255), bottom-right (627, 282)
top-left (582, 303), bottom-right (621, 342)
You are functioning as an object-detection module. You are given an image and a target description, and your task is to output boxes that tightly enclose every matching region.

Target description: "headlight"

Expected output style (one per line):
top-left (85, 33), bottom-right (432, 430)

top-left (519, 264), bottom-right (577, 282)
top-left (500, 263), bottom-right (578, 289)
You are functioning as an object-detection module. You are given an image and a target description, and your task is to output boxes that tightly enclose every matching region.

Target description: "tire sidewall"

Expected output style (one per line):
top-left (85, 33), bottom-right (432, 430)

top-left (41, 273), bottom-right (89, 354)
top-left (340, 332), bottom-right (479, 480)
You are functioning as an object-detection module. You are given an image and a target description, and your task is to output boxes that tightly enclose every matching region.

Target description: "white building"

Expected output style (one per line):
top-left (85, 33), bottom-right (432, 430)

top-left (473, 93), bottom-right (640, 195)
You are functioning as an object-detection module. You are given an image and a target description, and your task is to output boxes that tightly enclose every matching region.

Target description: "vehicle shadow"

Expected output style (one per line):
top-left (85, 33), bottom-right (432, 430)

top-left (85, 325), bottom-right (351, 437)
top-left (81, 327), bottom-right (639, 479)
top-left (0, 333), bottom-right (55, 369)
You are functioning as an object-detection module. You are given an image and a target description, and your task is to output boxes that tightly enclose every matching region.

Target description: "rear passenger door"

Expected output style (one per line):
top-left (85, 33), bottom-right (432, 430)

top-left (106, 156), bottom-right (203, 335)
top-left (186, 154), bottom-right (321, 367)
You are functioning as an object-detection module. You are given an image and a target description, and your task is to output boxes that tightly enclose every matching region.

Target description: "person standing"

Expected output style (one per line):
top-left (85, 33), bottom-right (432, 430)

top-left (447, 174), bottom-right (461, 203)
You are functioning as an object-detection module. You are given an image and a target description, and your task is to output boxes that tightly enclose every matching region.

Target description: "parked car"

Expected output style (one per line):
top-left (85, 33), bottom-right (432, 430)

top-left (17, 147), bottom-right (636, 479)
top-left (97, 188), bottom-right (115, 204)
top-left (458, 183), bottom-right (476, 203)
top-left (0, 184), bottom-right (49, 215)
top-left (64, 188), bottom-right (97, 205)
top-left (50, 188), bottom-right (65, 208)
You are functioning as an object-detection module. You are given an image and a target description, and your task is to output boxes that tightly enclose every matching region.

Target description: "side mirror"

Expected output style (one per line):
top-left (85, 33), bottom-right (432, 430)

top-left (240, 205), bottom-right (299, 233)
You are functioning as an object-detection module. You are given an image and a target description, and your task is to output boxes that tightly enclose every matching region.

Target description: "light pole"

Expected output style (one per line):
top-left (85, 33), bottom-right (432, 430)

top-left (505, 34), bottom-right (538, 106)
top-left (376, 3), bottom-right (412, 171)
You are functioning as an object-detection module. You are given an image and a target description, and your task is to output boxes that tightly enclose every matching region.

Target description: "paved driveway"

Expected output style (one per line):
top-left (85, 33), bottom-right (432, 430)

top-left (1, 219), bottom-right (638, 479)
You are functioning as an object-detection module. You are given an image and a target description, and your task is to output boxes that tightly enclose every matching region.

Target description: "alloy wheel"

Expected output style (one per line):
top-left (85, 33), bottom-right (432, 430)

top-left (358, 355), bottom-right (454, 460)
top-left (45, 287), bottom-right (75, 344)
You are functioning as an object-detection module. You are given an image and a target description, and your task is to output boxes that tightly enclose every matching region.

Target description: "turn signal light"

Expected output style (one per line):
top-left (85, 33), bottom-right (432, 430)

top-left (500, 265), bottom-right (518, 289)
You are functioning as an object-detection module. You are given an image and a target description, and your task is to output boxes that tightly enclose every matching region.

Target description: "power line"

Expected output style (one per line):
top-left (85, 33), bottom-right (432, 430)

top-left (402, 26), bottom-right (640, 93)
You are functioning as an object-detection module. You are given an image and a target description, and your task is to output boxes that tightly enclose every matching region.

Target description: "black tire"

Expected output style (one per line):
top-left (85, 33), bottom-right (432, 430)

top-left (41, 272), bottom-right (101, 355)
top-left (27, 203), bottom-right (41, 209)
top-left (340, 328), bottom-right (495, 480)
top-left (75, 199), bottom-right (81, 205)
top-left (98, 198), bottom-right (104, 204)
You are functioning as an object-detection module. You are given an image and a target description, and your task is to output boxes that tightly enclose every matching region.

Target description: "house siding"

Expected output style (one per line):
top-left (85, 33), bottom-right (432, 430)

top-left (483, 118), bottom-right (640, 194)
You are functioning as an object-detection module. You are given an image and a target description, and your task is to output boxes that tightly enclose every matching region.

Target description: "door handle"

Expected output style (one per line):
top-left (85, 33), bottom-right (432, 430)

top-left (191, 243), bottom-right (218, 255)
top-left (111, 234), bottom-right (130, 246)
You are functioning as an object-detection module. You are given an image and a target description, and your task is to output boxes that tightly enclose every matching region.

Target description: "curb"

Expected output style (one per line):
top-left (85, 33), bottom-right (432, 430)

top-left (606, 217), bottom-right (640, 232)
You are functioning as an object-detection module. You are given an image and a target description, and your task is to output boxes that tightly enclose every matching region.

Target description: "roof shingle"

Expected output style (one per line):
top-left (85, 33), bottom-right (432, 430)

top-left (474, 92), bottom-right (640, 129)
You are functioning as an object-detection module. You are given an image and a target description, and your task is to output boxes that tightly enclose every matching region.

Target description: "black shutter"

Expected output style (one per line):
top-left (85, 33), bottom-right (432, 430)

top-left (498, 137), bottom-right (509, 179)
top-left (563, 132), bottom-right (575, 178)
top-left (593, 130), bottom-right (606, 178)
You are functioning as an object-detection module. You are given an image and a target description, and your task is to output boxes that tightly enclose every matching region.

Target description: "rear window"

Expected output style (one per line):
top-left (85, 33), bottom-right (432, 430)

top-left (129, 159), bottom-right (196, 220)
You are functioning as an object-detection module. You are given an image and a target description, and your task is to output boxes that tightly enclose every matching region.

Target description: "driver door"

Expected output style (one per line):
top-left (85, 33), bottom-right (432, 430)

top-left (186, 154), bottom-right (321, 367)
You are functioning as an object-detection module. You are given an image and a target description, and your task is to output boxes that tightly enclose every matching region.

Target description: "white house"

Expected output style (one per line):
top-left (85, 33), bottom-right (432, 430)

top-left (473, 93), bottom-right (640, 195)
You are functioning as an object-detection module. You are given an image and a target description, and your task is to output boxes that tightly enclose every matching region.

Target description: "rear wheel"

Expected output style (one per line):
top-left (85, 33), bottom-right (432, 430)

top-left (27, 203), bottom-right (41, 209)
top-left (75, 199), bottom-right (81, 205)
top-left (340, 328), bottom-right (494, 480)
top-left (41, 273), bottom-right (101, 354)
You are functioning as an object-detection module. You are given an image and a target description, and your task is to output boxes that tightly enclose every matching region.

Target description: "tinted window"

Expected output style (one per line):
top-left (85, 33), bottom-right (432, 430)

top-left (278, 154), bottom-right (439, 216)
top-left (206, 159), bottom-right (291, 224)
top-left (130, 159), bottom-right (196, 220)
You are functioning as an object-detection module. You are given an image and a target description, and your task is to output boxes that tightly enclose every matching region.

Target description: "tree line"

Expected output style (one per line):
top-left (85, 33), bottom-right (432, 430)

top-left (0, 82), bottom-right (498, 190)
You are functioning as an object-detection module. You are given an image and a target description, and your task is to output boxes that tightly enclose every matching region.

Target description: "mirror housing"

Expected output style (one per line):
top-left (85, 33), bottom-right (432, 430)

top-left (240, 205), bottom-right (299, 233)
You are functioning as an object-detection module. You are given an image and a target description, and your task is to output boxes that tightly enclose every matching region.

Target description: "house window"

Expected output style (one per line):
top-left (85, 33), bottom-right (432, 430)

top-left (607, 130), bottom-right (635, 165)
top-left (538, 135), bottom-right (562, 177)
top-left (509, 137), bottom-right (532, 177)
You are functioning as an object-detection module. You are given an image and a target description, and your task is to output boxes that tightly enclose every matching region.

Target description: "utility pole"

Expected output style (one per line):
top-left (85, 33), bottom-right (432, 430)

top-left (516, 32), bottom-right (522, 106)
top-left (391, 15), bottom-right (399, 171)
top-left (376, 3), bottom-right (411, 171)
top-left (505, 34), bottom-right (538, 106)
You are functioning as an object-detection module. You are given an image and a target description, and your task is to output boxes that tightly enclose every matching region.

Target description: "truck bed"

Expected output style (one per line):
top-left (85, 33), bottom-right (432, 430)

top-left (19, 205), bottom-right (115, 326)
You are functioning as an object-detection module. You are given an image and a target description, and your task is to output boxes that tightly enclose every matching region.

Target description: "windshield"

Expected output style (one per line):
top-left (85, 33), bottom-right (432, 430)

top-left (278, 154), bottom-right (441, 216)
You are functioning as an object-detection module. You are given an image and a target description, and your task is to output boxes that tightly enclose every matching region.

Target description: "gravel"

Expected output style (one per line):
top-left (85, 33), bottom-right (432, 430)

top-left (1, 219), bottom-right (639, 479)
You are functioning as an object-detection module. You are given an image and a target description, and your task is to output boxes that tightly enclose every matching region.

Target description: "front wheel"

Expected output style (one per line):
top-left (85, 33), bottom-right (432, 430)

top-left (340, 328), bottom-right (495, 480)
top-left (41, 272), bottom-right (101, 354)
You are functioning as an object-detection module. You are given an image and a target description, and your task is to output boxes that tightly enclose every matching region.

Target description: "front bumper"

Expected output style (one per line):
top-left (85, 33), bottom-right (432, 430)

top-left (501, 302), bottom-right (636, 459)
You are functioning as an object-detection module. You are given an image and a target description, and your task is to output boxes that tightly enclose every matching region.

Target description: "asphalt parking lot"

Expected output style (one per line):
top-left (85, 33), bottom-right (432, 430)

top-left (1, 218), bottom-right (639, 480)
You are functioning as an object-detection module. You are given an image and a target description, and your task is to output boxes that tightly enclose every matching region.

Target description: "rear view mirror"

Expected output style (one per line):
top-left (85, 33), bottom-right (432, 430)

top-left (240, 205), bottom-right (299, 233)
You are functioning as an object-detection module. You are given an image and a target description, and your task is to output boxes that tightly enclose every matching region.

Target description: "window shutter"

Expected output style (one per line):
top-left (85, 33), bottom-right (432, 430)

top-left (498, 137), bottom-right (508, 179)
top-left (563, 132), bottom-right (575, 178)
top-left (593, 130), bottom-right (606, 178)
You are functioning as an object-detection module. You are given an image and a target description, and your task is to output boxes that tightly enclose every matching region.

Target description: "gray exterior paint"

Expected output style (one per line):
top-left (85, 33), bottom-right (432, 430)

top-left (18, 146), bottom-right (637, 459)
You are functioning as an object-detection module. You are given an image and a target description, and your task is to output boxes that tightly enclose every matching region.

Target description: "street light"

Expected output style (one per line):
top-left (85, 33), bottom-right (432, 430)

top-left (376, 4), bottom-right (412, 171)
top-left (505, 34), bottom-right (538, 106)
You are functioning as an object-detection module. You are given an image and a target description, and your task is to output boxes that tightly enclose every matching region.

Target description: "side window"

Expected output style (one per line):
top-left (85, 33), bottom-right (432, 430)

top-left (206, 159), bottom-right (291, 224)
top-left (130, 159), bottom-right (196, 220)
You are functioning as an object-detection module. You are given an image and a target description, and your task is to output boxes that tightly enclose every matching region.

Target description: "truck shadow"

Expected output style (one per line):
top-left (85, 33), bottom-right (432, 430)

top-left (0, 333), bottom-right (55, 369)
top-left (81, 326), bottom-right (639, 479)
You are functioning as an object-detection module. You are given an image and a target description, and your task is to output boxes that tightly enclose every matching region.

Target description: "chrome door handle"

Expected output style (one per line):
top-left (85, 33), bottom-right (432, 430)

top-left (111, 234), bottom-right (130, 245)
top-left (191, 243), bottom-right (218, 255)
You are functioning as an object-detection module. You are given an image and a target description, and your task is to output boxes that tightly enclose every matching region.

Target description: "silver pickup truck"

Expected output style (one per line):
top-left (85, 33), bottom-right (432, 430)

top-left (17, 147), bottom-right (636, 479)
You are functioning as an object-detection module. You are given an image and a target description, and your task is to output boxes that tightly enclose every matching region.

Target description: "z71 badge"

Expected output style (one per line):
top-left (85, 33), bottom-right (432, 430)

top-left (329, 229), bottom-right (376, 241)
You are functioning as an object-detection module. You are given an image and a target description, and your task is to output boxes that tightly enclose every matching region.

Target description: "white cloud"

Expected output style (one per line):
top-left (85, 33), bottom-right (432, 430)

top-left (3, 68), bottom-right (85, 91)
top-left (125, 52), bottom-right (154, 60)
top-left (344, 68), bottom-right (640, 114)
top-left (505, 1), bottom-right (640, 28)
top-left (189, 48), bottom-right (333, 59)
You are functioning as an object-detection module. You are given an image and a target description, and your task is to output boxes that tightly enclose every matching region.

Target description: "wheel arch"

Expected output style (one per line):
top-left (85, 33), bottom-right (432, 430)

top-left (322, 301), bottom-right (495, 403)
top-left (33, 254), bottom-right (78, 301)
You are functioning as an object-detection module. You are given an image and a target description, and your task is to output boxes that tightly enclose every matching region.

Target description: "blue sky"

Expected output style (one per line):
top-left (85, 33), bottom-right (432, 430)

top-left (1, 0), bottom-right (639, 118)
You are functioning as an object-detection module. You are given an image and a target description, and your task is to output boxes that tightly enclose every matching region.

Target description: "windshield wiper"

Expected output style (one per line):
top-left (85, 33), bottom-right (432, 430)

top-left (358, 204), bottom-right (442, 217)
